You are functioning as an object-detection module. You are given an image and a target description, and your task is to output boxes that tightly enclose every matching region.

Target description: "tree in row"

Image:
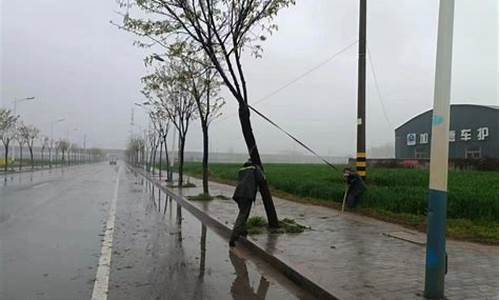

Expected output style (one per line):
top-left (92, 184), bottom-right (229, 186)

top-left (118, 0), bottom-right (295, 225)
top-left (0, 108), bottom-right (102, 172)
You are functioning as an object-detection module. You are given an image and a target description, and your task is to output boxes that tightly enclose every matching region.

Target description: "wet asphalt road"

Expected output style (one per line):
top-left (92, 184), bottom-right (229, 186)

top-left (0, 163), bottom-right (314, 300)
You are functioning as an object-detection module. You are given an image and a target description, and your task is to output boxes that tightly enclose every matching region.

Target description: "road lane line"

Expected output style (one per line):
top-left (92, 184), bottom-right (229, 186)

top-left (91, 166), bottom-right (121, 300)
top-left (31, 182), bottom-right (50, 189)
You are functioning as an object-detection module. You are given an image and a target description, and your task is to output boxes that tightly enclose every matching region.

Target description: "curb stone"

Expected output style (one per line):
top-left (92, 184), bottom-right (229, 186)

top-left (130, 165), bottom-right (339, 300)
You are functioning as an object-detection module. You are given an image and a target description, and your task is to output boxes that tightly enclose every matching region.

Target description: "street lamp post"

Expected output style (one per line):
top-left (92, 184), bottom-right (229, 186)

top-left (50, 118), bottom-right (65, 168)
top-left (424, 0), bottom-right (455, 298)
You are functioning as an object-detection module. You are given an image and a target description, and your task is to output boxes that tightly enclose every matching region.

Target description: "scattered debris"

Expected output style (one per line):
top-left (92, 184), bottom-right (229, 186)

top-left (165, 182), bottom-right (197, 188)
top-left (246, 216), bottom-right (311, 235)
top-left (215, 194), bottom-right (230, 200)
top-left (188, 193), bottom-right (214, 201)
top-left (274, 218), bottom-right (311, 234)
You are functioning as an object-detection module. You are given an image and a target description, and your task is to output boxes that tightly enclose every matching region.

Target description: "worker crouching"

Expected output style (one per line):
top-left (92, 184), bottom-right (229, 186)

top-left (343, 167), bottom-right (367, 209)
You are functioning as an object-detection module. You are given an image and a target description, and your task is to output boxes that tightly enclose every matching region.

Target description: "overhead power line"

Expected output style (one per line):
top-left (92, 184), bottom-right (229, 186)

top-left (367, 47), bottom-right (393, 130)
top-left (252, 39), bottom-right (359, 106)
top-left (248, 104), bottom-right (337, 170)
top-left (217, 39), bottom-right (359, 123)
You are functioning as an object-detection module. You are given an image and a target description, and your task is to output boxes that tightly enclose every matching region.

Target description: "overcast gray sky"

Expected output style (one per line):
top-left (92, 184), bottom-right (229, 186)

top-left (1, 0), bottom-right (498, 157)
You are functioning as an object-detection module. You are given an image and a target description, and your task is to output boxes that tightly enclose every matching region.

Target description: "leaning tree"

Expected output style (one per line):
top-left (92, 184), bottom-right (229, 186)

top-left (0, 108), bottom-right (19, 172)
top-left (119, 0), bottom-right (296, 226)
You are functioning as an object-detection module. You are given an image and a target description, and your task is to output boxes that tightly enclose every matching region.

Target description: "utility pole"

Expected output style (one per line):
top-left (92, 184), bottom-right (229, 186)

top-left (424, 0), bottom-right (454, 298)
top-left (356, 0), bottom-right (367, 179)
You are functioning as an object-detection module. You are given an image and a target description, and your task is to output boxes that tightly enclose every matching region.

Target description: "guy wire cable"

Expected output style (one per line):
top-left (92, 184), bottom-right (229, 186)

top-left (247, 104), bottom-right (337, 170)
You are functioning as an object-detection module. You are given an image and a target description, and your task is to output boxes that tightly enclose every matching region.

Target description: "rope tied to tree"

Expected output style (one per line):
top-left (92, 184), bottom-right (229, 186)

top-left (247, 104), bottom-right (337, 170)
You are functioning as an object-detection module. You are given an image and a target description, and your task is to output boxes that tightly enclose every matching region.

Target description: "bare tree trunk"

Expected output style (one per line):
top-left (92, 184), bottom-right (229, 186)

top-left (152, 144), bottom-right (158, 175)
top-left (41, 147), bottom-right (45, 162)
top-left (162, 136), bottom-right (171, 182)
top-left (238, 105), bottom-right (279, 227)
top-left (202, 124), bottom-right (209, 195)
top-left (148, 147), bottom-right (152, 171)
top-left (178, 135), bottom-right (186, 186)
top-left (19, 145), bottom-right (23, 171)
top-left (159, 140), bottom-right (163, 179)
top-left (149, 145), bottom-right (154, 172)
top-left (3, 143), bottom-right (9, 172)
top-left (29, 147), bottom-right (34, 169)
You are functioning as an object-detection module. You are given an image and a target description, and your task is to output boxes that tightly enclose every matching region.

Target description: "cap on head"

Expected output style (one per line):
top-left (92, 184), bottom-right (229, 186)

top-left (343, 167), bottom-right (353, 176)
top-left (243, 158), bottom-right (253, 167)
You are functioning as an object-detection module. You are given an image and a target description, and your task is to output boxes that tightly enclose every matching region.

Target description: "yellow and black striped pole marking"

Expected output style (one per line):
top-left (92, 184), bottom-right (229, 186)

top-left (356, 152), bottom-right (367, 178)
top-left (356, 0), bottom-right (367, 180)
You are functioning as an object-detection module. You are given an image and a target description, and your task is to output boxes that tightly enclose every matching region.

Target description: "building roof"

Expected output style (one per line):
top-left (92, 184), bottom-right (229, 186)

top-left (395, 104), bottom-right (499, 131)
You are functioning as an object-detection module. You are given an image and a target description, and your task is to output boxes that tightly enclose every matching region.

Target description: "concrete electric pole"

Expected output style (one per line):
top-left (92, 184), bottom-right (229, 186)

top-left (356, 0), bottom-right (367, 179)
top-left (424, 0), bottom-right (455, 298)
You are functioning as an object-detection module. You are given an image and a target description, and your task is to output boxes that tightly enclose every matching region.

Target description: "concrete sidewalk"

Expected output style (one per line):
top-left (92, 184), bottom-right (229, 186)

top-left (153, 172), bottom-right (498, 300)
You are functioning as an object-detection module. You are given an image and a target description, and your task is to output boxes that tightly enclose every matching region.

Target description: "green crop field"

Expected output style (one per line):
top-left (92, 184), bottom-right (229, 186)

top-left (179, 162), bottom-right (499, 243)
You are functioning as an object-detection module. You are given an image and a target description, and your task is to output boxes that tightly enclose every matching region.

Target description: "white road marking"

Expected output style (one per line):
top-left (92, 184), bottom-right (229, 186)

top-left (91, 167), bottom-right (121, 300)
top-left (32, 182), bottom-right (50, 189)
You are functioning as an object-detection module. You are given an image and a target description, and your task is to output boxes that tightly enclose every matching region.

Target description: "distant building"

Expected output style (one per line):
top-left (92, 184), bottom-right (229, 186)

top-left (395, 104), bottom-right (498, 159)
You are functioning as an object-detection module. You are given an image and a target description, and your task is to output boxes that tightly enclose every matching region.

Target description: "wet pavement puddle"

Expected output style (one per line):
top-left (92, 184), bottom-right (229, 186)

top-left (107, 171), bottom-right (315, 300)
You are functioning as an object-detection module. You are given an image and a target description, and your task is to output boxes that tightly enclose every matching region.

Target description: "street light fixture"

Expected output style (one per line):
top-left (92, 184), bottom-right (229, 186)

top-left (134, 101), bottom-right (151, 107)
top-left (13, 96), bottom-right (36, 115)
top-left (152, 54), bottom-right (165, 62)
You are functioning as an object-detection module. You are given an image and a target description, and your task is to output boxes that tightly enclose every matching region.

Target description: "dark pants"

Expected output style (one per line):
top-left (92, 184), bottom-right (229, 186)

top-left (231, 199), bottom-right (252, 241)
top-left (346, 188), bottom-right (363, 208)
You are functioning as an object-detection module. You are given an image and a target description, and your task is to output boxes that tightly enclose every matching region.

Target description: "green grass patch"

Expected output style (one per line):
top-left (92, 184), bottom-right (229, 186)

top-left (246, 216), bottom-right (267, 234)
top-left (187, 193), bottom-right (214, 201)
top-left (182, 162), bottom-right (498, 243)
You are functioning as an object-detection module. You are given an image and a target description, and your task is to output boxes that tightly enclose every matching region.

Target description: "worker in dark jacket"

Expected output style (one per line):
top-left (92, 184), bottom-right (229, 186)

top-left (343, 167), bottom-right (367, 208)
top-left (230, 159), bottom-right (266, 247)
